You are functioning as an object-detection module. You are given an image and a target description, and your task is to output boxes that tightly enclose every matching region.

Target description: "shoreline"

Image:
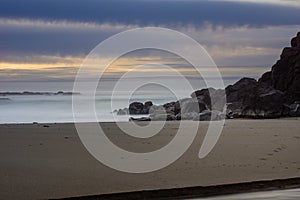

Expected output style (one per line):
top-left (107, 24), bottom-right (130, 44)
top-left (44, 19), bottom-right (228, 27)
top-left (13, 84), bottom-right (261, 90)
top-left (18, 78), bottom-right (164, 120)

top-left (1, 116), bottom-right (300, 125)
top-left (1, 119), bottom-right (300, 199)
top-left (57, 177), bottom-right (300, 200)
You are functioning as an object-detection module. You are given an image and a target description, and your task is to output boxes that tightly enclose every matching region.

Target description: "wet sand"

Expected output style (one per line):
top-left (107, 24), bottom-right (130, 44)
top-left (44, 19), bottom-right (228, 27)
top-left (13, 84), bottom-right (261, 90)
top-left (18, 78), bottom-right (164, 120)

top-left (0, 119), bottom-right (300, 199)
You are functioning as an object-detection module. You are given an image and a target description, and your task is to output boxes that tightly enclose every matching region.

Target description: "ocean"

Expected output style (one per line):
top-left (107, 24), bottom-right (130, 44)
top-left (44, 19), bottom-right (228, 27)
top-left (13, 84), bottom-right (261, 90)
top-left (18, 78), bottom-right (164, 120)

top-left (0, 78), bottom-right (239, 124)
top-left (0, 88), bottom-right (177, 124)
top-left (0, 81), bottom-right (191, 124)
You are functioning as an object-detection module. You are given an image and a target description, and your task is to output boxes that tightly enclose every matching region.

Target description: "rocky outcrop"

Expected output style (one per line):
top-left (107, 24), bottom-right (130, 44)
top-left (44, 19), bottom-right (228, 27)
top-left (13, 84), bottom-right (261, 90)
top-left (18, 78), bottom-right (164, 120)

top-left (259, 32), bottom-right (300, 103)
top-left (121, 32), bottom-right (300, 121)
top-left (193, 32), bottom-right (300, 118)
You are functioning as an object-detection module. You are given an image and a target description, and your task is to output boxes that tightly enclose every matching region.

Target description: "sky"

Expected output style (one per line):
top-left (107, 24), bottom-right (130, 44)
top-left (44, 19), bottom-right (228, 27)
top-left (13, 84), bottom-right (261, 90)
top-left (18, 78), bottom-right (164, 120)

top-left (0, 0), bottom-right (300, 85)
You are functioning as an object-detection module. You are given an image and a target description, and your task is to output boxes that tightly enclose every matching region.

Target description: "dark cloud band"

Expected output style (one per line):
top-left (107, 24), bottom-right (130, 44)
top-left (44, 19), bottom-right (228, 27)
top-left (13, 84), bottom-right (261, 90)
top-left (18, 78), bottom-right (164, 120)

top-left (1, 0), bottom-right (300, 27)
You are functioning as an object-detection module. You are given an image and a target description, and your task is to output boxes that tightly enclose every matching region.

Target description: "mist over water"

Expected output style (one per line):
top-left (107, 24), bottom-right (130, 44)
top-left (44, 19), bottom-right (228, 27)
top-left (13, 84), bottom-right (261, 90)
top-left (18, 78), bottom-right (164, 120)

top-left (0, 77), bottom-right (242, 124)
top-left (0, 81), bottom-right (184, 123)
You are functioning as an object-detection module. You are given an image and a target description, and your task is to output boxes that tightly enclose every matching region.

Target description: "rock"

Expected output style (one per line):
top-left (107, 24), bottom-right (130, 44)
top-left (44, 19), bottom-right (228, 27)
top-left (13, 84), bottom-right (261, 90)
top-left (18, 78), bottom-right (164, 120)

top-left (180, 98), bottom-right (207, 114)
top-left (289, 102), bottom-right (300, 117)
top-left (225, 78), bottom-right (285, 118)
top-left (149, 105), bottom-right (166, 115)
top-left (191, 88), bottom-right (215, 107)
top-left (258, 32), bottom-right (300, 103)
top-left (163, 102), bottom-right (176, 114)
top-left (179, 112), bottom-right (199, 120)
top-left (226, 77), bottom-right (258, 104)
top-left (258, 71), bottom-right (272, 86)
top-left (128, 101), bottom-right (153, 114)
top-left (193, 110), bottom-right (225, 121)
top-left (291, 36), bottom-right (297, 47)
top-left (191, 88), bottom-right (226, 111)
top-left (173, 98), bottom-right (192, 115)
top-left (142, 101), bottom-right (153, 114)
top-left (129, 117), bottom-right (151, 121)
top-left (225, 78), bottom-right (259, 118)
top-left (121, 32), bottom-right (300, 120)
top-left (249, 88), bottom-right (285, 118)
top-left (226, 102), bottom-right (243, 118)
top-left (117, 109), bottom-right (127, 115)
top-left (148, 100), bottom-right (181, 117)
top-left (129, 102), bottom-right (144, 114)
top-left (150, 113), bottom-right (176, 121)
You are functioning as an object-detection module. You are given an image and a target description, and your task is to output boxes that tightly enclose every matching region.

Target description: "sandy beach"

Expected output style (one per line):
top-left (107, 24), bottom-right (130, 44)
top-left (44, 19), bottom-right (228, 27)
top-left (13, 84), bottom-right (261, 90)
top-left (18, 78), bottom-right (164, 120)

top-left (1, 118), bottom-right (300, 199)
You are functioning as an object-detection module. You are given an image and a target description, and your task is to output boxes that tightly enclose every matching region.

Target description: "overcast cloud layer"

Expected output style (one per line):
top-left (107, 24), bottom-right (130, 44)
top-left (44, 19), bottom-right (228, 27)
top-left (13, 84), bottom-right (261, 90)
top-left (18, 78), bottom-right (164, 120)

top-left (0, 0), bottom-right (300, 82)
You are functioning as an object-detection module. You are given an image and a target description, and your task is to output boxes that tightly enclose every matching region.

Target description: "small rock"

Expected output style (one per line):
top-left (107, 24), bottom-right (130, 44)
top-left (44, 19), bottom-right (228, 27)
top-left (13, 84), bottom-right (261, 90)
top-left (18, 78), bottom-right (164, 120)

top-left (180, 112), bottom-right (199, 120)
top-left (129, 117), bottom-right (151, 121)
top-left (193, 110), bottom-right (224, 121)
top-left (117, 109), bottom-right (127, 115)
top-left (289, 102), bottom-right (300, 117)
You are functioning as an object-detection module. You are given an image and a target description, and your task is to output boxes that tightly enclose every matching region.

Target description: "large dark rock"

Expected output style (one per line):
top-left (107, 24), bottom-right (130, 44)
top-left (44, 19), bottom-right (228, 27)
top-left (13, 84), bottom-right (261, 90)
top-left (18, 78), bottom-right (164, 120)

top-left (226, 77), bottom-right (258, 104)
top-left (191, 88), bottom-right (226, 111)
top-left (142, 101), bottom-right (153, 114)
top-left (129, 102), bottom-right (144, 114)
top-left (129, 101), bottom-right (153, 114)
top-left (241, 88), bottom-right (285, 118)
top-left (259, 32), bottom-right (300, 103)
top-left (149, 102), bottom-right (178, 121)
top-left (191, 88), bottom-right (215, 108)
top-left (225, 78), bottom-right (285, 118)
top-left (180, 98), bottom-right (207, 114)
top-left (163, 102), bottom-right (177, 115)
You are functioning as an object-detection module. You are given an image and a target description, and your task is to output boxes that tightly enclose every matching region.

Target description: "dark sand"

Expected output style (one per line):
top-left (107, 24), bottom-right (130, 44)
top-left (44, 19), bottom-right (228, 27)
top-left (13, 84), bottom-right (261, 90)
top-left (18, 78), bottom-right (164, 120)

top-left (0, 119), bottom-right (300, 199)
